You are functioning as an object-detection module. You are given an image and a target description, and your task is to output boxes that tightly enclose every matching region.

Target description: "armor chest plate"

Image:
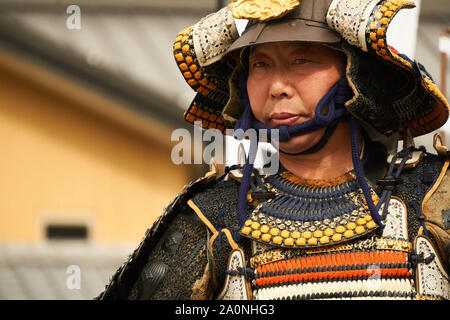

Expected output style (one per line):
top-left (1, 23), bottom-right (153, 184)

top-left (248, 196), bottom-right (417, 300)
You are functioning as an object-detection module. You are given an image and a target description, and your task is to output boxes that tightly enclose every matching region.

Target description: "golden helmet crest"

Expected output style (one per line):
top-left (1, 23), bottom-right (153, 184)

top-left (230, 0), bottom-right (301, 22)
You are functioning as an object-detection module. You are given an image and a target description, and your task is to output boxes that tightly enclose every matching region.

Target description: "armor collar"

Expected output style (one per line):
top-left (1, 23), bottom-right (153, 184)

top-left (240, 168), bottom-right (380, 249)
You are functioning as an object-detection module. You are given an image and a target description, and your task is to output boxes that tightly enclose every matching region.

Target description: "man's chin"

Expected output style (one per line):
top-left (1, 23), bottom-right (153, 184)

top-left (278, 144), bottom-right (311, 155)
top-left (278, 133), bottom-right (325, 155)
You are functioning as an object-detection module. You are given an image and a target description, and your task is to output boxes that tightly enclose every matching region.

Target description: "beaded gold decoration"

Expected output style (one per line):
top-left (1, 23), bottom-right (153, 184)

top-left (230, 0), bottom-right (301, 22)
top-left (243, 213), bottom-right (377, 249)
top-left (183, 103), bottom-right (226, 132)
top-left (250, 249), bottom-right (286, 269)
top-left (174, 26), bottom-right (229, 132)
top-left (375, 238), bottom-right (412, 253)
top-left (305, 243), bottom-right (354, 255)
top-left (367, 0), bottom-right (415, 70)
top-left (240, 171), bottom-right (379, 249)
top-left (173, 26), bottom-right (217, 96)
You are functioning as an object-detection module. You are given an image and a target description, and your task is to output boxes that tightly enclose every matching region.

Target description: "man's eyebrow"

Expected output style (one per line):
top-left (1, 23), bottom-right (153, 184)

top-left (248, 47), bottom-right (269, 60)
top-left (290, 44), bottom-right (315, 54)
top-left (249, 43), bottom-right (315, 55)
top-left (249, 45), bottom-right (265, 55)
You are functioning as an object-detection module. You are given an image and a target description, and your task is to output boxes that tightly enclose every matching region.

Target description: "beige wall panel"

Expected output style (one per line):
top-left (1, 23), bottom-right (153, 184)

top-left (0, 67), bottom-right (191, 245)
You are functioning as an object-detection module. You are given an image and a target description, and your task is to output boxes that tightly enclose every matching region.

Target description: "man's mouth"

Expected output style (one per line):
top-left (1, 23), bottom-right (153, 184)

top-left (269, 113), bottom-right (304, 127)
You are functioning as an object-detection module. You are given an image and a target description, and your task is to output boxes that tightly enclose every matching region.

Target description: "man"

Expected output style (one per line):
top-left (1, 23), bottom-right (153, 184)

top-left (97, 0), bottom-right (450, 300)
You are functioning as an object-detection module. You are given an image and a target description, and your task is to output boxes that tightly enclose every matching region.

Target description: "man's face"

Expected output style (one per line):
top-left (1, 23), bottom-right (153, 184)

top-left (247, 41), bottom-right (345, 154)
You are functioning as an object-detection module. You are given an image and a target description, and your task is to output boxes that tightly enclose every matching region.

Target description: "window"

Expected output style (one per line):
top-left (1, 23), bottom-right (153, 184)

top-left (46, 225), bottom-right (88, 240)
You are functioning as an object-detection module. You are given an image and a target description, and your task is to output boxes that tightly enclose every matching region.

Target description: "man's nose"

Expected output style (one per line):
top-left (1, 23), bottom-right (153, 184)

top-left (269, 71), bottom-right (294, 99)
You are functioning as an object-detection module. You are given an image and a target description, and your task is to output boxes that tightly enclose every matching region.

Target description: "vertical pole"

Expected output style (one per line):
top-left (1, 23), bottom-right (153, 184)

top-left (439, 28), bottom-right (450, 146)
top-left (441, 30), bottom-right (448, 98)
top-left (217, 0), bottom-right (224, 10)
top-left (440, 51), bottom-right (447, 145)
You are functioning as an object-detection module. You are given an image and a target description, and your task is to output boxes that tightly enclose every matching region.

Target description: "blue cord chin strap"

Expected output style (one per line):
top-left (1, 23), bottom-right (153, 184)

top-left (236, 75), bottom-right (352, 147)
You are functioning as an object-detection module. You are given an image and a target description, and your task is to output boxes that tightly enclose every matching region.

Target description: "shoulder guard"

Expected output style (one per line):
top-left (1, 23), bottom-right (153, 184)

top-left (95, 172), bottom-right (219, 300)
top-left (189, 177), bottom-right (242, 233)
top-left (187, 175), bottom-right (252, 297)
top-left (391, 151), bottom-right (447, 241)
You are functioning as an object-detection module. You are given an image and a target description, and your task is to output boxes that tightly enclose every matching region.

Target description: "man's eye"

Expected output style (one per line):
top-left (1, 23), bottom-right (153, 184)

top-left (252, 61), bottom-right (268, 68)
top-left (294, 58), bottom-right (308, 65)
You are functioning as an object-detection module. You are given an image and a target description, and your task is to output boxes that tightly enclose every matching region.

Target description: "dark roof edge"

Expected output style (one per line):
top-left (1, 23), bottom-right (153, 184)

top-left (0, 2), bottom-right (214, 15)
top-left (0, 12), bottom-right (191, 133)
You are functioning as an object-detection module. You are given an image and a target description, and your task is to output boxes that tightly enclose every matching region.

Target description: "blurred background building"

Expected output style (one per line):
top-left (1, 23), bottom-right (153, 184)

top-left (0, 0), bottom-right (448, 299)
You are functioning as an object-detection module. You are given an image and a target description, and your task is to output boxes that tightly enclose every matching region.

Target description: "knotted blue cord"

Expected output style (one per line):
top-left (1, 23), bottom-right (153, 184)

top-left (376, 147), bottom-right (414, 219)
top-left (350, 117), bottom-right (384, 227)
top-left (236, 76), bottom-right (351, 144)
top-left (409, 201), bottom-right (432, 238)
